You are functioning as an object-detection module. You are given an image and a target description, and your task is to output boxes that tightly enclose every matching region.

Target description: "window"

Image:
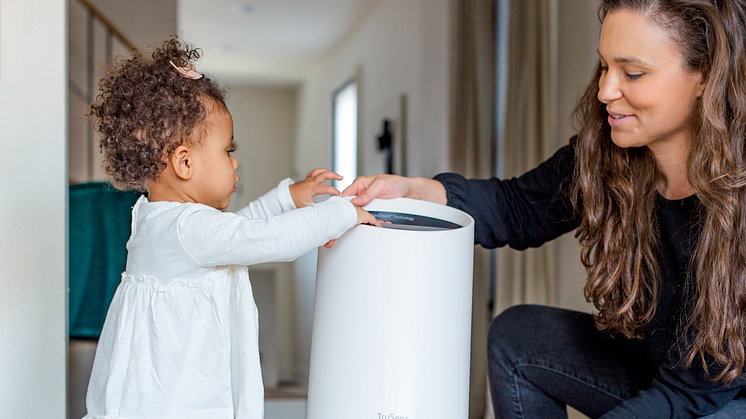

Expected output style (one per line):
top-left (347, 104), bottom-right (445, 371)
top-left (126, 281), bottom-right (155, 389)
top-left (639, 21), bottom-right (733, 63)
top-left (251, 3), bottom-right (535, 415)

top-left (332, 80), bottom-right (358, 191)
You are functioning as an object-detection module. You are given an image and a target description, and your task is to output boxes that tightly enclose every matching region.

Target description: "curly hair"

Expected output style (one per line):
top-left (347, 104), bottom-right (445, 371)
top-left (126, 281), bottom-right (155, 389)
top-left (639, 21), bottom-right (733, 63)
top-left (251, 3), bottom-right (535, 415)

top-left (89, 37), bottom-right (227, 191)
top-left (572, 0), bottom-right (746, 384)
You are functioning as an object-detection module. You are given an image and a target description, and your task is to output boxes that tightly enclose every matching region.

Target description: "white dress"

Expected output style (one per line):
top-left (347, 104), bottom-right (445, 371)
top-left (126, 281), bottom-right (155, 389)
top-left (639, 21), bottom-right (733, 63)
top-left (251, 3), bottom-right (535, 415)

top-left (84, 179), bottom-right (357, 419)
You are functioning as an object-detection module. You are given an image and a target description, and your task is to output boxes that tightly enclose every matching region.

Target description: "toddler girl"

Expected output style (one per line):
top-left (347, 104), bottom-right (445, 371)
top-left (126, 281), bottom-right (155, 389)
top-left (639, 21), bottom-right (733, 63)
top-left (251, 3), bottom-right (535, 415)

top-left (83, 38), bottom-right (379, 419)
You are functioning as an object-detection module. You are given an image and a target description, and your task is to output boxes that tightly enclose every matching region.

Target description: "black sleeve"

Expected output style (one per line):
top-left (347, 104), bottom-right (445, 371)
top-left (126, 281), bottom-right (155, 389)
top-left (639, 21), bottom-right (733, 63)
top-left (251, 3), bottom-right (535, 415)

top-left (434, 145), bottom-right (579, 249)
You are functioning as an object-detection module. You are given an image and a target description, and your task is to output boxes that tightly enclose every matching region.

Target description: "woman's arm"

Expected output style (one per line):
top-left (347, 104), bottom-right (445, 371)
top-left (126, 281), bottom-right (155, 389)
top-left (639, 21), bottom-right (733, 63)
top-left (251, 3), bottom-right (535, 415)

top-left (343, 175), bottom-right (447, 206)
top-left (345, 145), bottom-right (579, 249)
top-left (435, 146), bottom-right (578, 249)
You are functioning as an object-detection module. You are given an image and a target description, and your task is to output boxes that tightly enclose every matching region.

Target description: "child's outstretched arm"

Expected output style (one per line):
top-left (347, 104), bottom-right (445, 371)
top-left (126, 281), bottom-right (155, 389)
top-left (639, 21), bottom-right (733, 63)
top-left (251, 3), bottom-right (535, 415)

top-left (179, 196), bottom-right (382, 266)
top-left (289, 168), bottom-right (343, 208)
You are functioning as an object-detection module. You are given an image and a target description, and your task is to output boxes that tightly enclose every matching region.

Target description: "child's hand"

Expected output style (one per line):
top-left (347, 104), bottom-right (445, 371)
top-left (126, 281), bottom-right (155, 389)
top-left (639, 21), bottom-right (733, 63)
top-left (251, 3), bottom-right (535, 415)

top-left (324, 206), bottom-right (382, 249)
top-left (289, 168), bottom-right (343, 208)
top-left (355, 206), bottom-right (382, 228)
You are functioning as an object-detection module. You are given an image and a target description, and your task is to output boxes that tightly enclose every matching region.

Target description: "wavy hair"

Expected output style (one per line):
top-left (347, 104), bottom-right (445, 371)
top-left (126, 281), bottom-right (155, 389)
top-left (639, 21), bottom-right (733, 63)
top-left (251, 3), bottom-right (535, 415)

top-left (89, 37), bottom-right (227, 191)
top-left (571, 0), bottom-right (746, 383)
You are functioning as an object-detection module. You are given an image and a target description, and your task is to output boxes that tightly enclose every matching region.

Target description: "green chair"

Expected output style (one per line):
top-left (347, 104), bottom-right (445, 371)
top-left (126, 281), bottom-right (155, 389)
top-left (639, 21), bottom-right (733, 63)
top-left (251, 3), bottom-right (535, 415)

top-left (68, 182), bottom-right (140, 339)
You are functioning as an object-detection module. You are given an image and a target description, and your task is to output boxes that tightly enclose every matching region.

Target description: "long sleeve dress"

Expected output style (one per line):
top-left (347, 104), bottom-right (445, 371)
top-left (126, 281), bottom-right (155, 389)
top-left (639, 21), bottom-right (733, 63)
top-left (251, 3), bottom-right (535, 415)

top-left (84, 179), bottom-right (357, 419)
top-left (435, 145), bottom-right (745, 418)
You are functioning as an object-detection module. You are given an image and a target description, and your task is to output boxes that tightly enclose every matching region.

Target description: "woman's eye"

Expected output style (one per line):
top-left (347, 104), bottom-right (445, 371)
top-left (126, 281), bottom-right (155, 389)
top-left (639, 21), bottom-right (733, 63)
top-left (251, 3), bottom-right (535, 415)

top-left (626, 73), bottom-right (643, 80)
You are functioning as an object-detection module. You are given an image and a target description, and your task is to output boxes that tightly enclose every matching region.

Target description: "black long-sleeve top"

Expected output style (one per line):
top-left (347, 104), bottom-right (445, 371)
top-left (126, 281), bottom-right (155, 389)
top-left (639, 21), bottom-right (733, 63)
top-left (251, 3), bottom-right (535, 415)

top-left (434, 145), bottom-right (744, 418)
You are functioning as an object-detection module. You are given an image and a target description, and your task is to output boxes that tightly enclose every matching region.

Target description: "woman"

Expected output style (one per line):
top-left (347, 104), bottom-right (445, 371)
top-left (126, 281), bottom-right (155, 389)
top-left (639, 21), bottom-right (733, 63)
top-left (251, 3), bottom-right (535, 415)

top-left (344, 0), bottom-right (746, 417)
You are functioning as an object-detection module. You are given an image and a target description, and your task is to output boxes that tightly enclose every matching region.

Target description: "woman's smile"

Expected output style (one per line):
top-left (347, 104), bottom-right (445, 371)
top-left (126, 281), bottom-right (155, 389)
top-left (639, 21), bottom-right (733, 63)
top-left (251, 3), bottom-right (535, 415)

top-left (607, 111), bottom-right (634, 127)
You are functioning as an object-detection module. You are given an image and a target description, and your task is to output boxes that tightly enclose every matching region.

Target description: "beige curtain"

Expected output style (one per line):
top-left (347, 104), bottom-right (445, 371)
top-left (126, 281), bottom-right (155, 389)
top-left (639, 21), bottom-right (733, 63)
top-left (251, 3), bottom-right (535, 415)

top-left (449, 0), bottom-right (494, 418)
top-left (495, 0), bottom-right (559, 315)
top-left (486, 1), bottom-right (559, 417)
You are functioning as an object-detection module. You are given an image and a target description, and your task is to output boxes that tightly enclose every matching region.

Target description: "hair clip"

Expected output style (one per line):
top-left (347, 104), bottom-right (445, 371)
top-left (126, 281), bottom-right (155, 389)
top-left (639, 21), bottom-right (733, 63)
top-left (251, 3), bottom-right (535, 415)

top-left (169, 60), bottom-right (203, 80)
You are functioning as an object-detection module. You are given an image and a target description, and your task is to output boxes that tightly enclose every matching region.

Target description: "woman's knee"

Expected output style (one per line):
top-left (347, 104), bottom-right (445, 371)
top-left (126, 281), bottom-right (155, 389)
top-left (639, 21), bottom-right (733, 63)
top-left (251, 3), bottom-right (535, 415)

top-left (488, 304), bottom-right (594, 362)
top-left (490, 305), bottom-right (550, 344)
top-left (488, 305), bottom-right (547, 360)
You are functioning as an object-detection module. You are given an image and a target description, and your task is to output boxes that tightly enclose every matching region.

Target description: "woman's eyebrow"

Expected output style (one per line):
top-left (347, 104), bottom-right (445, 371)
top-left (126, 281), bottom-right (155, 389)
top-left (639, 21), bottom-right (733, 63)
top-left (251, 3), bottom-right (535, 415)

top-left (597, 50), bottom-right (650, 65)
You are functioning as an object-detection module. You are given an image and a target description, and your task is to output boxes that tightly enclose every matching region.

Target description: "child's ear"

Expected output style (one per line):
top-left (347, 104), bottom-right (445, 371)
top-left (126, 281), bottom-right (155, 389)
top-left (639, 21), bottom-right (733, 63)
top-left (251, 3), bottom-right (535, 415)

top-left (171, 145), bottom-right (193, 180)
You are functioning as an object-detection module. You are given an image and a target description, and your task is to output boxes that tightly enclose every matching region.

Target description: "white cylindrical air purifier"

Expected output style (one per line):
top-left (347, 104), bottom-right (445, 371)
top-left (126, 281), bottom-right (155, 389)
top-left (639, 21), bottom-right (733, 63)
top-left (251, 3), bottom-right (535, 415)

top-left (307, 197), bottom-right (475, 419)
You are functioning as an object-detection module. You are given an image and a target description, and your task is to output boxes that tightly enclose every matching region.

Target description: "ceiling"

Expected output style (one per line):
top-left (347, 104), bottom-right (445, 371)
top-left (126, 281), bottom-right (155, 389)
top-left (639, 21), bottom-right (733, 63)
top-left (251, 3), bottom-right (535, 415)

top-left (178, 0), bottom-right (381, 85)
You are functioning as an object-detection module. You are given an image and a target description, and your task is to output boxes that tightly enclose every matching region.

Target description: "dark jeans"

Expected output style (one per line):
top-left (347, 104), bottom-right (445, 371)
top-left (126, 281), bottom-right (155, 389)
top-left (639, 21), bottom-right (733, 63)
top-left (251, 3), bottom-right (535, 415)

top-left (487, 304), bottom-right (746, 419)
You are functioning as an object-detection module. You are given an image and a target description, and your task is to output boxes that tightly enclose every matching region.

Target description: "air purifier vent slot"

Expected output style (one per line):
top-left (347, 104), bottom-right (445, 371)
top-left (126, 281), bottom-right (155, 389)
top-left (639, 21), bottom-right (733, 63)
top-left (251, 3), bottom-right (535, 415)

top-left (369, 211), bottom-right (461, 230)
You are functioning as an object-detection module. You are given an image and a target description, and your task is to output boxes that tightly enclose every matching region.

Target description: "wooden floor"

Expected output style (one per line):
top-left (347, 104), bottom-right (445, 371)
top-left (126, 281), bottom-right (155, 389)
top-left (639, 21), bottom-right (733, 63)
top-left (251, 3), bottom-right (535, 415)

top-left (264, 384), bottom-right (307, 400)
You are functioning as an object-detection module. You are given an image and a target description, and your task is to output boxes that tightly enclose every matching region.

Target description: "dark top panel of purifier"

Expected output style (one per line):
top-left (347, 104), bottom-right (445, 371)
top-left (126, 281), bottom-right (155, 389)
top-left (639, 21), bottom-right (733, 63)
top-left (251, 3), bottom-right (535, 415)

top-left (368, 211), bottom-right (461, 231)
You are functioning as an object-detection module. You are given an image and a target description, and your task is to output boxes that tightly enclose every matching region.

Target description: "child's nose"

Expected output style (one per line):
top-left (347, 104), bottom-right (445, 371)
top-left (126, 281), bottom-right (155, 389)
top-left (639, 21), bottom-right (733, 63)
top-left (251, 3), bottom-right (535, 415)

top-left (232, 155), bottom-right (239, 169)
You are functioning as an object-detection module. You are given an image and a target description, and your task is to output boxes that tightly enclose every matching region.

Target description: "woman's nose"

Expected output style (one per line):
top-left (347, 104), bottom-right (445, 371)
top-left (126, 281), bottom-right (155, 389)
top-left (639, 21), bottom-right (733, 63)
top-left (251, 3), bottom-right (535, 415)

top-left (597, 71), bottom-right (622, 104)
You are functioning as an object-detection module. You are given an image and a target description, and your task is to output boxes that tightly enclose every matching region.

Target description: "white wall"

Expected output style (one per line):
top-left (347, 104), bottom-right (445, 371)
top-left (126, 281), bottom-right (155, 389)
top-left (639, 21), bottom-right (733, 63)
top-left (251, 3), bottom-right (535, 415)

top-left (295, 0), bottom-right (451, 179)
top-left (226, 86), bottom-right (299, 210)
top-left (0, 0), bottom-right (67, 417)
top-left (86, 0), bottom-right (177, 49)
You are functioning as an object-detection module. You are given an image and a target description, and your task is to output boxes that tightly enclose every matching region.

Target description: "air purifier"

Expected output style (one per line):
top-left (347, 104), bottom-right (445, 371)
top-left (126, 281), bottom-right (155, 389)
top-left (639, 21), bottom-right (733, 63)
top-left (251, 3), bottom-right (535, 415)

top-left (307, 197), bottom-right (475, 419)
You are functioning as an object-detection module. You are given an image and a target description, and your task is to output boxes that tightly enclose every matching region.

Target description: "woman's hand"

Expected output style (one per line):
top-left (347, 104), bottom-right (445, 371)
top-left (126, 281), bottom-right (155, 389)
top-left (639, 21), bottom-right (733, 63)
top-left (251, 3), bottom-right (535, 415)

top-left (289, 168), bottom-right (343, 208)
top-left (342, 174), bottom-right (447, 207)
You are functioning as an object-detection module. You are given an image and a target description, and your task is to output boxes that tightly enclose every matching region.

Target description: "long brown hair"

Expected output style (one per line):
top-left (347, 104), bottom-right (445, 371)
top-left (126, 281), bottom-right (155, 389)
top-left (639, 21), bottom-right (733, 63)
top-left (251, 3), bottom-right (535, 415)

top-left (572, 0), bottom-right (746, 383)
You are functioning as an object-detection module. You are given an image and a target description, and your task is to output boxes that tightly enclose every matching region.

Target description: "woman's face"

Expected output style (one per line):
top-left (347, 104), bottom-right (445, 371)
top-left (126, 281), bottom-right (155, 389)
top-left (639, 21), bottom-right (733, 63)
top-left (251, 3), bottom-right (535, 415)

top-left (597, 9), bottom-right (705, 153)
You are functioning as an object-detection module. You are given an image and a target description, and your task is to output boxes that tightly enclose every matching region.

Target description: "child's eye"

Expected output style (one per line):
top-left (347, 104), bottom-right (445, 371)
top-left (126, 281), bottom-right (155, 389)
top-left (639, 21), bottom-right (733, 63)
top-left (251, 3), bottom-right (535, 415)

top-left (626, 73), bottom-right (643, 80)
